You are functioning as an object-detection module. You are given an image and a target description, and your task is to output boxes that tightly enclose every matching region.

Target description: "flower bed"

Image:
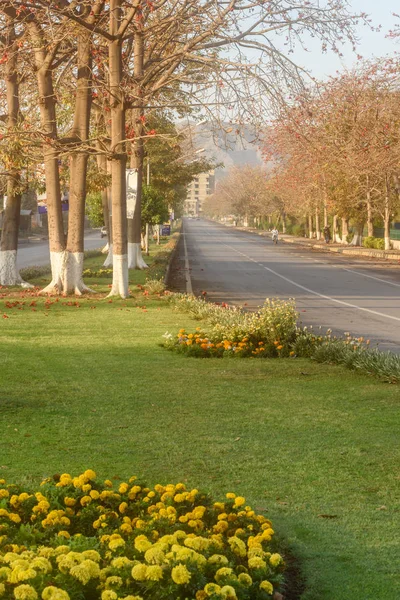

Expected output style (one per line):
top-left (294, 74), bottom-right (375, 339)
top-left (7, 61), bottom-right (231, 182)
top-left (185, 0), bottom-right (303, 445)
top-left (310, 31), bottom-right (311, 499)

top-left (0, 472), bottom-right (284, 600)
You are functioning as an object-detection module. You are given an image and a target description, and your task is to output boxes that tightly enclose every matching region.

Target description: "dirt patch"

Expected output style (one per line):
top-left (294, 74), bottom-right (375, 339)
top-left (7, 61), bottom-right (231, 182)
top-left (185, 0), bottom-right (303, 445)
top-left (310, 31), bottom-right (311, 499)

top-left (165, 234), bottom-right (187, 293)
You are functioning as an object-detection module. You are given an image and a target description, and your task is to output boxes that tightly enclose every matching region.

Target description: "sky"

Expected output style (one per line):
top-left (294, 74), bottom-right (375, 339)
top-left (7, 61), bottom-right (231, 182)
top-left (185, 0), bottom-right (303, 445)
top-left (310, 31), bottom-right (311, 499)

top-left (291, 0), bottom-right (399, 80)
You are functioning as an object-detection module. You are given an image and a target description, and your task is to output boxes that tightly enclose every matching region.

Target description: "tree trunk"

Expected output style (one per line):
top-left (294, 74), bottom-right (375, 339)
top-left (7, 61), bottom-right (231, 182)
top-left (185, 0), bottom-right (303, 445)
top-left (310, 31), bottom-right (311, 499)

top-left (308, 214), bottom-right (313, 238)
top-left (384, 176), bottom-right (391, 251)
top-left (128, 31), bottom-right (148, 270)
top-left (0, 18), bottom-right (32, 288)
top-left (366, 176), bottom-right (374, 237)
top-left (315, 208), bottom-right (321, 240)
top-left (108, 0), bottom-right (128, 298)
top-left (64, 26), bottom-right (94, 294)
top-left (332, 214), bottom-right (340, 243)
top-left (341, 218), bottom-right (349, 244)
top-left (351, 222), bottom-right (363, 246)
top-left (281, 210), bottom-right (286, 233)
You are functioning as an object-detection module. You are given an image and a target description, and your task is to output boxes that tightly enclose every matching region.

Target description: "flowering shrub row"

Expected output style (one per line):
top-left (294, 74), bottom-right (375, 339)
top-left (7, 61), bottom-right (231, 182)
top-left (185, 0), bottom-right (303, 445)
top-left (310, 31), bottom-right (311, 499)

top-left (0, 471), bottom-right (284, 600)
top-left (163, 328), bottom-right (294, 359)
top-left (167, 296), bottom-right (298, 356)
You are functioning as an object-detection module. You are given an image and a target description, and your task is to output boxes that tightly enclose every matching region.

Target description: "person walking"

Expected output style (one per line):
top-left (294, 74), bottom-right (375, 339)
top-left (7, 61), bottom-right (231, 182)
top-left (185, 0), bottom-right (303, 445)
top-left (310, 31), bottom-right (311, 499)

top-left (323, 225), bottom-right (331, 244)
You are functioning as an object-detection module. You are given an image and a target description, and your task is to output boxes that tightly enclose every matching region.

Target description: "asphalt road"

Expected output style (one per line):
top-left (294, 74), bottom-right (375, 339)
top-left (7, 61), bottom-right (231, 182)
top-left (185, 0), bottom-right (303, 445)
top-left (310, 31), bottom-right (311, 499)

top-left (182, 219), bottom-right (400, 353)
top-left (17, 231), bottom-right (104, 269)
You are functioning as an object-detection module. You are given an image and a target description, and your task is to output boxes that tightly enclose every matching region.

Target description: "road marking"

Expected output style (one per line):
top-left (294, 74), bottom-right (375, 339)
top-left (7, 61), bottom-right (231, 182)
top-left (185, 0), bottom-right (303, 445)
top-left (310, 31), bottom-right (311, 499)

top-left (182, 228), bottom-right (193, 295)
top-left (222, 242), bottom-right (400, 324)
top-left (342, 268), bottom-right (400, 289)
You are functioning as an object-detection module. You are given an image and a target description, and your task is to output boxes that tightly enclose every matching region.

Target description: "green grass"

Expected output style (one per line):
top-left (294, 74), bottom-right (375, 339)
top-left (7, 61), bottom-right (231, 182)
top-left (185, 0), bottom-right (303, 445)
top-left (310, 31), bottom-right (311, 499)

top-left (0, 255), bottom-right (399, 600)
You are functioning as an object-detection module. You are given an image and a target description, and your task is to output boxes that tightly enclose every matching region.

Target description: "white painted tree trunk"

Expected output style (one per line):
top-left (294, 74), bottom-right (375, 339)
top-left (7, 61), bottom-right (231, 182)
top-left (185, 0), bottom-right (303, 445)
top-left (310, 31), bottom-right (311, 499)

top-left (0, 250), bottom-right (33, 288)
top-left (108, 253), bottom-right (129, 298)
top-left (63, 252), bottom-right (94, 295)
top-left (40, 251), bottom-right (67, 294)
top-left (103, 243), bottom-right (113, 267)
top-left (128, 242), bottom-right (148, 269)
top-left (102, 242), bottom-right (109, 254)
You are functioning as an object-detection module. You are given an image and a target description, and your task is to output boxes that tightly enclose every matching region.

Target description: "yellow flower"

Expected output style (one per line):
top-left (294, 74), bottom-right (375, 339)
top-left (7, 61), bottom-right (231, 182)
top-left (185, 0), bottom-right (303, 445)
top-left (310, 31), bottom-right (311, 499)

top-left (228, 536), bottom-right (246, 557)
top-left (269, 553), bottom-right (282, 568)
top-left (131, 564), bottom-right (147, 581)
top-left (259, 580), bottom-right (274, 594)
top-left (119, 502), bottom-right (128, 514)
top-left (64, 498), bottom-right (76, 507)
top-left (69, 560), bottom-right (100, 584)
top-left (144, 547), bottom-right (165, 565)
top-left (41, 587), bottom-right (70, 600)
top-left (238, 573), bottom-right (252, 586)
top-left (101, 592), bottom-right (117, 600)
top-left (204, 583), bottom-right (221, 596)
top-left (214, 567), bottom-right (233, 583)
top-left (208, 554), bottom-right (229, 566)
top-left (81, 484), bottom-right (91, 493)
top-left (233, 496), bottom-right (245, 507)
top-left (119, 483), bottom-right (129, 494)
top-left (134, 535), bottom-right (152, 553)
top-left (104, 480), bottom-right (113, 488)
top-left (248, 556), bottom-right (266, 570)
top-left (83, 470), bottom-right (96, 481)
top-left (14, 585), bottom-right (38, 600)
top-left (220, 585), bottom-right (237, 599)
top-left (57, 531), bottom-right (70, 539)
top-left (108, 538), bottom-right (125, 551)
top-left (111, 557), bottom-right (133, 569)
top-left (90, 490), bottom-right (100, 500)
top-left (80, 496), bottom-right (92, 507)
top-left (145, 565), bottom-right (163, 581)
top-left (171, 564), bottom-right (191, 585)
top-left (105, 576), bottom-right (123, 589)
top-left (0, 490), bottom-right (9, 499)
top-left (226, 493), bottom-right (236, 499)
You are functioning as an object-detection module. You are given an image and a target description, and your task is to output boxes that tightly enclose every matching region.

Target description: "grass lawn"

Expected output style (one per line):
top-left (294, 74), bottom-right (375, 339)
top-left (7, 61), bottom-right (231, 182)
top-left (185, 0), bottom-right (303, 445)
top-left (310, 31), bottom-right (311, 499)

top-left (0, 250), bottom-right (399, 599)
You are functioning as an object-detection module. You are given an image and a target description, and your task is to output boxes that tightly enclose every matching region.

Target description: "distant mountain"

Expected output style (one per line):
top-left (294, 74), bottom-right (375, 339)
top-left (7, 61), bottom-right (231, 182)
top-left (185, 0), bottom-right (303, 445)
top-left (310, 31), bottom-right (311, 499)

top-left (193, 123), bottom-right (264, 179)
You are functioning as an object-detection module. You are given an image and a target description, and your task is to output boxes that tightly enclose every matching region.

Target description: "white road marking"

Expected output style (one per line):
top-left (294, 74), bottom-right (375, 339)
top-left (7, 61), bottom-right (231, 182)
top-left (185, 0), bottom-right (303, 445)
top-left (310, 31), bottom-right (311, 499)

top-left (343, 268), bottom-right (400, 289)
top-left (223, 242), bottom-right (400, 324)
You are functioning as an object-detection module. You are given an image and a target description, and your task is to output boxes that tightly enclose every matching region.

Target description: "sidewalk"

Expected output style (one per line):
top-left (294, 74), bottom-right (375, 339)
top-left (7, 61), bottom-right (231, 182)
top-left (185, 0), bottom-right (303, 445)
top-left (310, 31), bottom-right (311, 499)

top-left (226, 224), bottom-right (400, 264)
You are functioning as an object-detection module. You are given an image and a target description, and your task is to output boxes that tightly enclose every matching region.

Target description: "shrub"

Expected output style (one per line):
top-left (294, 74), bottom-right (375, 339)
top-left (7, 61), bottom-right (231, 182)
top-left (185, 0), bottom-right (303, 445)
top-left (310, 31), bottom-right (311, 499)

top-left (83, 268), bottom-right (113, 278)
top-left (0, 471), bottom-right (284, 600)
top-left (19, 265), bottom-right (51, 281)
top-left (363, 236), bottom-right (385, 250)
top-left (291, 224), bottom-right (306, 237)
top-left (166, 297), bottom-right (298, 357)
top-left (144, 279), bottom-right (166, 295)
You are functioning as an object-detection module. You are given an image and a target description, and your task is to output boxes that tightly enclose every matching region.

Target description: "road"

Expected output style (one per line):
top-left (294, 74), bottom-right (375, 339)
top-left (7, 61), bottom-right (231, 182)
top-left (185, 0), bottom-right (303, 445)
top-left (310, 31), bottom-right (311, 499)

top-left (17, 231), bottom-right (104, 269)
top-left (181, 219), bottom-right (400, 353)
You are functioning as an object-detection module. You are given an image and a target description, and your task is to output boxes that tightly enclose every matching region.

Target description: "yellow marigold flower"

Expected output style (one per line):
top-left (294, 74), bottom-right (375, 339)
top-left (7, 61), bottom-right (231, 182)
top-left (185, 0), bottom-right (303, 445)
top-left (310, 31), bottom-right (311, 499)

top-left (259, 580), bottom-right (274, 595)
top-left (233, 496), bottom-right (245, 507)
top-left (217, 513), bottom-right (228, 521)
top-left (144, 547), bottom-right (165, 565)
top-left (171, 564), bottom-right (191, 585)
top-left (8, 513), bottom-right (21, 524)
top-left (277, 345), bottom-right (283, 350)
top-left (214, 567), bottom-right (233, 583)
top-left (31, 558), bottom-right (51, 574)
top-left (13, 585), bottom-right (38, 600)
top-left (226, 493), bottom-right (236, 499)
top-left (104, 480), bottom-right (113, 488)
top-left (119, 502), bottom-right (128, 514)
top-left (228, 536), bottom-right (246, 557)
top-left (58, 474), bottom-right (72, 486)
top-left (134, 535), bottom-right (152, 553)
top-left (119, 483), bottom-right (129, 494)
top-left (89, 490), bottom-right (99, 500)
top-left (120, 523), bottom-right (132, 534)
top-left (70, 560), bottom-right (100, 584)
top-left (248, 557), bottom-right (266, 570)
top-left (41, 587), bottom-right (70, 600)
top-left (101, 592), bottom-right (117, 600)
top-left (208, 555), bottom-right (228, 566)
top-left (213, 520), bottom-right (228, 533)
top-left (214, 502), bottom-right (225, 511)
top-left (238, 573), bottom-right (252, 586)
top-left (80, 496), bottom-right (92, 507)
top-left (64, 497), bottom-right (76, 507)
top-left (105, 576), bottom-right (123, 589)
top-left (220, 585), bottom-right (237, 599)
top-left (173, 493), bottom-right (185, 503)
top-left (0, 583), bottom-right (5, 597)
top-left (196, 592), bottom-right (207, 600)
top-left (57, 531), bottom-right (70, 539)
top-left (81, 484), bottom-right (92, 493)
top-left (131, 564), bottom-right (147, 581)
top-left (0, 567), bottom-right (11, 580)
top-left (122, 597), bottom-right (142, 600)
top-left (145, 565), bottom-right (163, 581)
top-left (204, 583), bottom-right (221, 596)
top-left (269, 553), bottom-right (282, 568)
top-left (108, 538), bottom-right (125, 551)
top-left (82, 551), bottom-right (100, 563)
top-left (83, 470), bottom-right (96, 481)
top-left (0, 490), bottom-right (9, 499)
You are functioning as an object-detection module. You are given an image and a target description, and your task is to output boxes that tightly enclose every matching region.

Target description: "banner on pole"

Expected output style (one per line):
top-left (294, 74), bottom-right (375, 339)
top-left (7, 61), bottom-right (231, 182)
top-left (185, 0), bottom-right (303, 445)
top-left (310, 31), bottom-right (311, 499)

top-left (126, 169), bottom-right (138, 218)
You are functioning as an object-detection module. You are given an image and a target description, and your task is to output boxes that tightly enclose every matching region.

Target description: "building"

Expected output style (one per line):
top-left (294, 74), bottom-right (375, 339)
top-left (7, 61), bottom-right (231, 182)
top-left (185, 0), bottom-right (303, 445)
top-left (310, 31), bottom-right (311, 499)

top-left (184, 171), bottom-right (215, 216)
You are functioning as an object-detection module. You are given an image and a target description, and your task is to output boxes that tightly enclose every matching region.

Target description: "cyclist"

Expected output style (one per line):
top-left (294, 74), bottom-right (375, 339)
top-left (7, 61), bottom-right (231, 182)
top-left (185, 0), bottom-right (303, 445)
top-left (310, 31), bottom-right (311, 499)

top-left (271, 227), bottom-right (279, 244)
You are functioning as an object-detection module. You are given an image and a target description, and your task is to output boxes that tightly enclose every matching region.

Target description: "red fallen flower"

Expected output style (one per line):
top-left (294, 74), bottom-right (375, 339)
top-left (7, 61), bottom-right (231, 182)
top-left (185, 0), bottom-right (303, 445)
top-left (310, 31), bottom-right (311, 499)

top-left (2, 314), bottom-right (9, 319)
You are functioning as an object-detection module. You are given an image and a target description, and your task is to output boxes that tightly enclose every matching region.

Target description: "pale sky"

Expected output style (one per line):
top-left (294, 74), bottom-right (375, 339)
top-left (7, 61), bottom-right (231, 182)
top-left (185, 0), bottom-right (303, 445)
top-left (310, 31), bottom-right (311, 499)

top-left (287, 0), bottom-right (399, 80)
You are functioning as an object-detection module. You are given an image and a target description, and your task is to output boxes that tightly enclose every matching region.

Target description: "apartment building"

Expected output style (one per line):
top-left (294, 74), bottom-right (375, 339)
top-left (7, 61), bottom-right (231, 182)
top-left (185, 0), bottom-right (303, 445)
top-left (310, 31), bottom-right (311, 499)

top-left (184, 170), bottom-right (215, 216)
